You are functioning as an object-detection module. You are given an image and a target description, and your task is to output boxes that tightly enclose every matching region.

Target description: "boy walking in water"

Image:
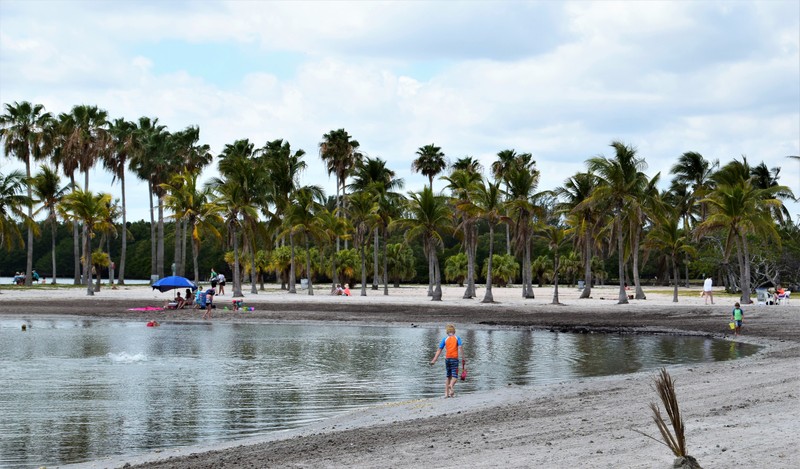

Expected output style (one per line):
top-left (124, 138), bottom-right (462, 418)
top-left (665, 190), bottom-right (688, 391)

top-left (430, 324), bottom-right (463, 398)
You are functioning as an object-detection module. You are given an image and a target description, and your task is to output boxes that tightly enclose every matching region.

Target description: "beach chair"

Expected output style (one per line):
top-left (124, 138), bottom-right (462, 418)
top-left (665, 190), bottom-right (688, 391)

top-left (777, 290), bottom-right (790, 305)
top-left (756, 289), bottom-right (769, 305)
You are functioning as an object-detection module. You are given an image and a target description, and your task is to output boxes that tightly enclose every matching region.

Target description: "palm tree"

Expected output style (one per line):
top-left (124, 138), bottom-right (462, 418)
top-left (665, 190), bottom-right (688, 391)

top-left (212, 139), bottom-right (265, 297)
top-left (315, 208), bottom-right (350, 292)
top-left (505, 162), bottom-right (543, 299)
top-left (129, 116), bottom-right (170, 281)
top-left (283, 185), bottom-right (325, 295)
top-left (1, 101), bottom-right (53, 285)
top-left (670, 151), bottom-right (718, 224)
top-left (556, 172), bottom-right (601, 298)
top-left (347, 190), bottom-right (379, 296)
top-left (61, 105), bottom-right (111, 192)
top-left (644, 209), bottom-right (697, 302)
top-left (319, 129), bottom-right (362, 249)
top-left (161, 171), bottom-right (222, 283)
top-left (348, 156), bottom-right (405, 291)
top-left (536, 224), bottom-right (572, 305)
top-left (386, 242), bottom-right (416, 287)
top-left (472, 181), bottom-right (505, 303)
top-left (31, 165), bottom-right (67, 283)
top-left (583, 141), bottom-right (649, 304)
top-left (451, 156), bottom-right (483, 175)
top-left (412, 143), bottom-right (447, 191)
top-left (398, 187), bottom-right (451, 301)
top-left (697, 160), bottom-right (791, 303)
top-left (626, 172), bottom-right (662, 300)
top-left (442, 168), bottom-right (483, 298)
top-left (749, 161), bottom-right (794, 224)
top-left (0, 170), bottom-right (31, 252)
top-left (104, 118), bottom-right (137, 285)
top-left (50, 112), bottom-right (83, 284)
top-left (492, 149), bottom-right (533, 255)
top-left (58, 189), bottom-right (112, 296)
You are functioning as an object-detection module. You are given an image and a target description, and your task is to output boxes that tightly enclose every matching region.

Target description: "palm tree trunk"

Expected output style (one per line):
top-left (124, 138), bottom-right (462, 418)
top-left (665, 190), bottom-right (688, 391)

top-left (482, 225), bottom-right (495, 303)
top-left (737, 233), bottom-right (752, 304)
top-left (192, 236), bottom-right (200, 284)
top-left (250, 236), bottom-right (258, 295)
top-left (84, 225), bottom-right (93, 296)
top-left (427, 247), bottom-right (434, 297)
top-left (360, 245), bottom-right (368, 296)
top-left (232, 224), bottom-right (243, 297)
top-left (372, 228), bottom-right (379, 290)
top-left (179, 219), bottom-right (186, 276)
top-left (24, 160), bottom-right (33, 286)
top-left (672, 256), bottom-right (679, 302)
top-left (463, 226), bottom-right (474, 299)
top-left (581, 232), bottom-right (593, 298)
top-left (552, 252), bottom-right (560, 305)
top-left (157, 196), bottom-right (165, 279)
top-left (382, 232), bottom-right (389, 296)
top-left (525, 240), bottom-right (534, 298)
top-left (118, 173), bottom-right (127, 285)
top-left (305, 235), bottom-right (314, 296)
top-left (173, 218), bottom-right (182, 276)
top-left (148, 183), bottom-right (156, 281)
top-left (432, 249), bottom-right (442, 301)
top-left (616, 218), bottom-right (628, 304)
top-left (632, 226), bottom-right (646, 299)
top-left (50, 216), bottom-right (57, 284)
top-left (288, 234), bottom-right (297, 293)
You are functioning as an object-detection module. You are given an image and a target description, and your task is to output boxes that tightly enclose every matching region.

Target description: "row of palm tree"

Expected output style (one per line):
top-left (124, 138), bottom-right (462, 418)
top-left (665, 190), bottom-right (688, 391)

top-left (2, 100), bottom-right (795, 304)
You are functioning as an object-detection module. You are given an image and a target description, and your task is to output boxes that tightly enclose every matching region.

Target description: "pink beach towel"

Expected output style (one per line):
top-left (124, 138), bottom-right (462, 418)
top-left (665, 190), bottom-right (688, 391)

top-left (127, 306), bottom-right (164, 312)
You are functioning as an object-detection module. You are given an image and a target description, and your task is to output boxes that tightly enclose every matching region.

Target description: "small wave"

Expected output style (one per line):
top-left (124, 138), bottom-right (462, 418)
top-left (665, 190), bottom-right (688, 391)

top-left (107, 352), bottom-right (148, 363)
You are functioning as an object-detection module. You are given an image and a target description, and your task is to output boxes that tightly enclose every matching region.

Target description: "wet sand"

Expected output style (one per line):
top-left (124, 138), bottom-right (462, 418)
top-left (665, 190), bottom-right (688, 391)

top-left (2, 284), bottom-right (798, 468)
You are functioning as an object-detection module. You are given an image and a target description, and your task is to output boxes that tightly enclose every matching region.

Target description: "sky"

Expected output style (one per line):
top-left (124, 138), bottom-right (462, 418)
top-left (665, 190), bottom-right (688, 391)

top-left (1, 0), bottom-right (799, 223)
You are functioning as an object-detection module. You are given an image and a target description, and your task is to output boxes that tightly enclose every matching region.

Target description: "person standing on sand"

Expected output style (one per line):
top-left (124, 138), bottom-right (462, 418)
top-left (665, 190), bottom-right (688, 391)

top-left (703, 275), bottom-right (714, 305)
top-left (731, 302), bottom-right (744, 336)
top-left (217, 272), bottom-right (226, 296)
top-left (430, 324), bottom-right (463, 398)
top-left (210, 268), bottom-right (218, 291)
top-left (202, 289), bottom-right (215, 320)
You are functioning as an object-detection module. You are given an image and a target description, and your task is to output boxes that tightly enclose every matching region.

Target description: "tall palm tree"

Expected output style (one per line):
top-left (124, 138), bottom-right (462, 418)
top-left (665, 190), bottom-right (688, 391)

top-left (283, 185), bottom-right (325, 295)
top-left (161, 171), bottom-right (222, 283)
top-left (749, 161), bottom-right (794, 224)
top-left (58, 189), bottom-right (112, 296)
top-left (644, 209), bottom-right (697, 302)
top-left (442, 168), bottom-right (483, 298)
top-left (626, 172), bottom-right (662, 300)
top-left (0, 170), bottom-right (31, 252)
top-left (505, 162), bottom-right (542, 299)
top-left (492, 149), bottom-right (533, 255)
top-left (349, 156), bottom-right (405, 291)
top-left (412, 143), bottom-right (447, 191)
top-left (315, 208), bottom-right (350, 291)
top-left (536, 224), bottom-right (572, 305)
top-left (50, 112), bottom-right (83, 284)
top-left (556, 171), bottom-right (601, 298)
top-left (61, 105), bottom-right (111, 192)
top-left (31, 165), bottom-right (67, 283)
top-left (214, 139), bottom-right (265, 297)
top-left (670, 151), bottom-right (718, 225)
top-left (129, 116), bottom-right (170, 280)
top-left (319, 129), bottom-right (361, 249)
top-left (347, 190), bottom-right (379, 296)
top-left (398, 187), bottom-right (451, 301)
top-left (583, 141), bottom-right (649, 304)
top-left (472, 181), bottom-right (505, 303)
top-left (104, 118), bottom-right (137, 284)
top-left (1, 101), bottom-right (53, 285)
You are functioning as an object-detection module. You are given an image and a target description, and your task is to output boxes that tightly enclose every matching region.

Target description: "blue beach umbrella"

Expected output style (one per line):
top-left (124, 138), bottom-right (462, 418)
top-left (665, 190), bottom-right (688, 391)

top-left (151, 276), bottom-right (198, 293)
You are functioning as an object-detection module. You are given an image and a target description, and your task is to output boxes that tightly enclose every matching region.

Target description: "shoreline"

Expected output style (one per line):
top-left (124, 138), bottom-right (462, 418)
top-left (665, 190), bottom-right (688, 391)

top-left (2, 285), bottom-right (798, 468)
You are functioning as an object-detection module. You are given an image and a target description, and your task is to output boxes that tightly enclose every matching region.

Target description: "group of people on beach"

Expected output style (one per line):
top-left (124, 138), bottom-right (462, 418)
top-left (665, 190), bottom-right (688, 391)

top-left (11, 270), bottom-right (42, 285)
top-left (209, 268), bottom-right (226, 296)
top-left (332, 284), bottom-right (351, 296)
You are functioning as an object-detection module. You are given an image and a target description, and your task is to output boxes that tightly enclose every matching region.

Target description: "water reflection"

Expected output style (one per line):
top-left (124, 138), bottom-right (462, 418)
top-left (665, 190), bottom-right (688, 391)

top-left (0, 320), bottom-right (759, 468)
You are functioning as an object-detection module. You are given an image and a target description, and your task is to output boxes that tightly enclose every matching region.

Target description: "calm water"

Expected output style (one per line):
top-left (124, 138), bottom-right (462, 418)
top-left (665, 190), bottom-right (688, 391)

top-left (0, 319), bottom-right (758, 468)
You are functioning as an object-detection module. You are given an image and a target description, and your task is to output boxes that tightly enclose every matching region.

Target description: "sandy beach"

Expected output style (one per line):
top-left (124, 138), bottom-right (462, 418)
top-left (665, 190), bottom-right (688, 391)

top-left (2, 283), bottom-right (798, 468)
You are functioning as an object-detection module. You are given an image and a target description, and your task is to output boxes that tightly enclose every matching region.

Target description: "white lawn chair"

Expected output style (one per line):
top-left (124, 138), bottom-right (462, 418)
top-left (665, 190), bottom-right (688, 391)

top-left (777, 290), bottom-right (790, 304)
top-left (756, 289), bottom-right (769, 305)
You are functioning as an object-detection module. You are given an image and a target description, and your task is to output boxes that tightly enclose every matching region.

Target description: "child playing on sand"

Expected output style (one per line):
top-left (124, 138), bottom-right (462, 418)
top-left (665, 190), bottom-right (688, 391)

top-left (430, 324), bottom-right (463, 398)
top-left (731, 302), bottom-right (744, 336)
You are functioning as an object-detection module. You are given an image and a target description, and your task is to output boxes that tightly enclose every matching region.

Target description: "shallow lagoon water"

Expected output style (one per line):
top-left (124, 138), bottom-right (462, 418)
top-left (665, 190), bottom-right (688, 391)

top-left (0, 319), bottom-right (758, 467)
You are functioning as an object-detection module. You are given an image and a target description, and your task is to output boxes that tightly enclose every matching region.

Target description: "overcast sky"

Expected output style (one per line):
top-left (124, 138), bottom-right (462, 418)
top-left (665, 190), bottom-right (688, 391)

top-left (1, 0), bottom-right (798, 222)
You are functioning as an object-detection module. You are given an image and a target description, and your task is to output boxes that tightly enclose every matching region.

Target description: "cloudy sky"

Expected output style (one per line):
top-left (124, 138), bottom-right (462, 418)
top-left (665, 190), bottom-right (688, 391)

top-left (1, 0), bottom-right (798, 222)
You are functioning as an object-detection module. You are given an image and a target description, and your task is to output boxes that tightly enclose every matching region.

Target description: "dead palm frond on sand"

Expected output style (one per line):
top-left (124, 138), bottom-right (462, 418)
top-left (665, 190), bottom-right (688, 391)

top-left (635, 368), bottom-right (702, 469)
